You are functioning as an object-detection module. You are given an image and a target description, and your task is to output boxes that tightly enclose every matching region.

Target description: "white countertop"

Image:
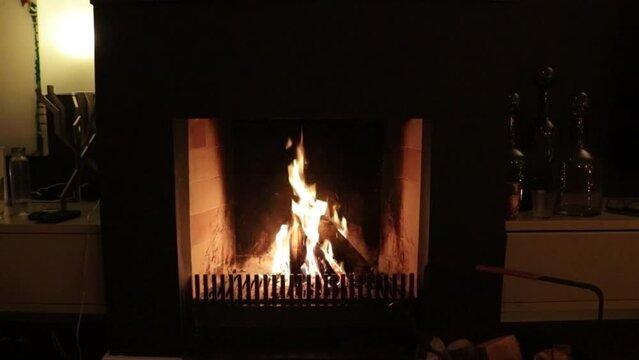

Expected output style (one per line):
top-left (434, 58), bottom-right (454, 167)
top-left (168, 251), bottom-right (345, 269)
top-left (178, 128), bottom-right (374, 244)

top-left (0, 201), bottom-right (100, 234)
top-left (506, 211), bottom-right (639, 232)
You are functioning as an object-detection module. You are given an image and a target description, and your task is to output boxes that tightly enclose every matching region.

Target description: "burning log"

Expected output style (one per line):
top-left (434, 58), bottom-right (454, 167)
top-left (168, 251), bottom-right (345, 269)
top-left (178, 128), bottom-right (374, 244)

top-left (319, 216), bottom-right (374, 273)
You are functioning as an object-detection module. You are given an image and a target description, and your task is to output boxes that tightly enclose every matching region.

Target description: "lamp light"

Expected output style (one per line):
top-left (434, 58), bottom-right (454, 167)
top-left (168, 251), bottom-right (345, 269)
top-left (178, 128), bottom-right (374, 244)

top-left (53, 9), bottom-right (94, 59)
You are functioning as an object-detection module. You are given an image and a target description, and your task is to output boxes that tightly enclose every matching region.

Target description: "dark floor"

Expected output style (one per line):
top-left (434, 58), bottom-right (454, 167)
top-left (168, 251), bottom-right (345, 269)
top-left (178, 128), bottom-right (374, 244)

top-left (0, 313), bottom-right (106, 360)
top-left (188, 331), bottom-right (418, 360)
top-left (2, 313), bottom-right (639, 360)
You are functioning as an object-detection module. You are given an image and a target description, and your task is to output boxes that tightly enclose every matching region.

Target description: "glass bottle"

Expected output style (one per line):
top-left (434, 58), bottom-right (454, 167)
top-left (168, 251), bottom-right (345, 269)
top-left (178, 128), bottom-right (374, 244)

top-left (8, 147), bottom-right (32, 216)
top-left (528, 67), bottom-right (558, 218)
top-left (555, 93), bottom-right (602, 216)
top-left (506, 92), bottom-right (525, 219)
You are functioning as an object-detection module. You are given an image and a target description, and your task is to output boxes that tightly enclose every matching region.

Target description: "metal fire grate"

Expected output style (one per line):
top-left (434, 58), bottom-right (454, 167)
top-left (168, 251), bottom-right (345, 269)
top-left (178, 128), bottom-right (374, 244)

top-left (192, 273), bottom-right (416, 306)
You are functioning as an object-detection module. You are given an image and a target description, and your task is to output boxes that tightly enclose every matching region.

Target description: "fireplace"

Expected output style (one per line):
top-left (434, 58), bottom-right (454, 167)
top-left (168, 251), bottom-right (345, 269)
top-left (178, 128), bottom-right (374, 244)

top-left (186, 117), bottom-right (425, 281)
top-left (94, 1), bottom-right (508, 358)
top-left (183, 118), bottom-right (428, 354)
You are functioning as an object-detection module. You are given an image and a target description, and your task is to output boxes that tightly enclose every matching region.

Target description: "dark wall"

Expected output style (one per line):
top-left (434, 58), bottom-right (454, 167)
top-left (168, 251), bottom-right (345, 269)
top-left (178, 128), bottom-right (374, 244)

top-left (503, 0), bottom-right (637, 196)
top-left (92, 0), bottom-right (635, 355)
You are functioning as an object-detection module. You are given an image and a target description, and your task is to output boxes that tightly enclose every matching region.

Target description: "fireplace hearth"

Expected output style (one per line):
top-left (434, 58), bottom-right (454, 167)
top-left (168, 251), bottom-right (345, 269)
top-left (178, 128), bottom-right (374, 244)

top-left (94, 1), bottom-right (508, 358)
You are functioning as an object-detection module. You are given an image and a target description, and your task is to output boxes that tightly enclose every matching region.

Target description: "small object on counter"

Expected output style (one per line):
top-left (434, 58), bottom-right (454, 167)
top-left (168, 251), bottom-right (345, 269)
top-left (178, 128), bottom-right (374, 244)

top-left (506, 182), bottom-right (522, 219)
top-left (28, 209), bottom-right (81, 223)
top-left (531, 189), bottom-right (556, 218)
top-left (605, 198), bottom-right (639, 216)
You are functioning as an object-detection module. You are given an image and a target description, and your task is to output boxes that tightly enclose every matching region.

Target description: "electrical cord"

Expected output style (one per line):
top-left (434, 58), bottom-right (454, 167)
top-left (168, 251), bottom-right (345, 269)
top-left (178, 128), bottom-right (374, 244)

top-left (31, 182), bottom-right (66, 199)
top-left (75, 199), bottom-right (99, 360)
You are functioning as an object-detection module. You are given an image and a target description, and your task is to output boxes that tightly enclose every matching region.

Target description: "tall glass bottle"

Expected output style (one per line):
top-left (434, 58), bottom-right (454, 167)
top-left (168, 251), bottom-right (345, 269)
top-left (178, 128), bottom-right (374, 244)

top-left (555, 92), bottom-right (602, 216)
top-left (8, 147), bottom-right (32, 216)
top-left (528, 67), bottom-right (558, 217)
top-left (506, 92), bottom-right (525, 219)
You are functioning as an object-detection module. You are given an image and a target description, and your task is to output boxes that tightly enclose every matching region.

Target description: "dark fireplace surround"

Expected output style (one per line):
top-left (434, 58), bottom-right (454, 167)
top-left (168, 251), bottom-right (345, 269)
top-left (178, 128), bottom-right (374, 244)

top-left (94, 1), bottom-right (510, 357)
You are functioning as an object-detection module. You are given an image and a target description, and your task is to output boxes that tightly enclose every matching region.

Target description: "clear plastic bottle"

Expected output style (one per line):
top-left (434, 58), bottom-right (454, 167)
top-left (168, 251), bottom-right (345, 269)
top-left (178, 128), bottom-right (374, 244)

top-left (8, 147), bottom-right (32, 216)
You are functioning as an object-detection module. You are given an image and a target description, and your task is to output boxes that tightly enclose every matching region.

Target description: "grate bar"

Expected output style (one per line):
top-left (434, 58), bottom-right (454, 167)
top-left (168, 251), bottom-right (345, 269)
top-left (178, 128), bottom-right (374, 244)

top-left (192, 272), bottom-right (416, 306)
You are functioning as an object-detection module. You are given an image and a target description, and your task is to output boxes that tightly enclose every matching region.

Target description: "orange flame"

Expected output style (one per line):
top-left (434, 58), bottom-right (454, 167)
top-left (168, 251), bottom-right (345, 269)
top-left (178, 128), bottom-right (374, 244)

top-left (270, 224), bottom-right (290, 274)
top-left (271, 134), bottom-right (347, 276)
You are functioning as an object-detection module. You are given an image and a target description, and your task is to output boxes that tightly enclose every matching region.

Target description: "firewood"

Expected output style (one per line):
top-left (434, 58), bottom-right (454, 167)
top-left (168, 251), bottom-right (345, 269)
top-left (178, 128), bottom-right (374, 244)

top-left (533, 345), bottom-right (572, 360)
top-left (447, 338), bottom-right (477, 360)
top-left (476, 335), bottom-right (523, 360)
top-left (429, 337), bottom-right (453, 360)
top-left (319, 217), bottom-right (373, 272)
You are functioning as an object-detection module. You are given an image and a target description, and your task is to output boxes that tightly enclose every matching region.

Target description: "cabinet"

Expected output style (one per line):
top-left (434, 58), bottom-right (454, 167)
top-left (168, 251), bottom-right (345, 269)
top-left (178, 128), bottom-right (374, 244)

top-left (0, 202), bottom-right (104, 314)
top-left (503, 212), bottom-right (639, 322)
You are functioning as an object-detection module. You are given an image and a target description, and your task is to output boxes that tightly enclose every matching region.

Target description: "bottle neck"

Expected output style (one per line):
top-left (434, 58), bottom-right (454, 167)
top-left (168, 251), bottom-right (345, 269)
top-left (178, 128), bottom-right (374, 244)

top-left (539, 89), bottom-right (552, 127)
top-left (575, 115), bottom-right (585, 149)
top-left (508, 114), bottom-right (517, 147)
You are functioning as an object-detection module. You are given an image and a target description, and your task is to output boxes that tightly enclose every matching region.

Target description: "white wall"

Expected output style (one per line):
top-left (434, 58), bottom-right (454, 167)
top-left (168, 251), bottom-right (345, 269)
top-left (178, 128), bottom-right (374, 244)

top-left (39, 0), bottom-right (95, 94)
top-left (0, 0), bottom-right (94, 155)
top-left (0, 1), bottom-right (38, 153)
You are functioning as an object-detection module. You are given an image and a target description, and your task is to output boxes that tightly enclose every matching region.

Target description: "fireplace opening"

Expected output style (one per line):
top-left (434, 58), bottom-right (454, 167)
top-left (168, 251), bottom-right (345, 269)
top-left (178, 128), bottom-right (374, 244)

top-left (183, 118), bottom-right (427, 309)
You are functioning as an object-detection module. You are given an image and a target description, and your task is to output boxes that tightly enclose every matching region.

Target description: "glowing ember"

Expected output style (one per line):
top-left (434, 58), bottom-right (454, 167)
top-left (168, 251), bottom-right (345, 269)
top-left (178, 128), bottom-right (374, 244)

top-left (270, 134), bottom-right (347, 276)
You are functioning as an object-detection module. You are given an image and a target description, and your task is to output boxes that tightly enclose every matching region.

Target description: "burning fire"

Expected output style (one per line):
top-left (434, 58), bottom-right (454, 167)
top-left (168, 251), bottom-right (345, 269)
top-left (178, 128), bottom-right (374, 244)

top-left (270, 134), bottom-right (348, 276)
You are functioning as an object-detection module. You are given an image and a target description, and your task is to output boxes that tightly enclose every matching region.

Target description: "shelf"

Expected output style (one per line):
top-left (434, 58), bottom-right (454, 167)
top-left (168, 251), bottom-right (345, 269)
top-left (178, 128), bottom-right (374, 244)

top-left (506, 211), bottom-right (639, 232)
